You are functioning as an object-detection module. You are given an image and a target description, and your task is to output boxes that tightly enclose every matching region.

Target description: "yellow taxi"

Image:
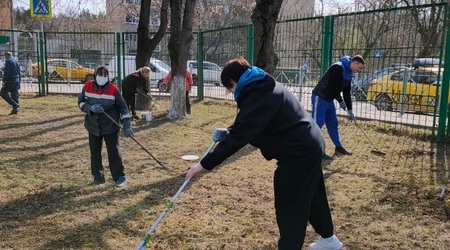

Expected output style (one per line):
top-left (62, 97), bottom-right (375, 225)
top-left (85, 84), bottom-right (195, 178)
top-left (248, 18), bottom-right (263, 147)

top-left (32, 59), bottom-right (95, 82)
top-left (367, 66), bottom-right (443, 113)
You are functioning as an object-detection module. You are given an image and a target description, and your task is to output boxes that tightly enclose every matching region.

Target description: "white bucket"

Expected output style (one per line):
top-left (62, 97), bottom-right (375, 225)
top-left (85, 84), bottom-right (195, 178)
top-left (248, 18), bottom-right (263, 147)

top-left (141, 111), bottom-right (152, 122)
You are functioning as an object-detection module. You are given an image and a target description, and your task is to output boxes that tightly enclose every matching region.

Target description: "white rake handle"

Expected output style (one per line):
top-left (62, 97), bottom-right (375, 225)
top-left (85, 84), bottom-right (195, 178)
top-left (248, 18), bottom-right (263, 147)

top-left (135, 141), bottom-right (218, 250)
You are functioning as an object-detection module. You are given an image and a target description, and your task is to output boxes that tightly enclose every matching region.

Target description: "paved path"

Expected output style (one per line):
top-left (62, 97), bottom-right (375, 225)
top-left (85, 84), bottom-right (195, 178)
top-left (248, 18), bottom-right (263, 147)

top-left (19, 78), bottom-right (434, 128)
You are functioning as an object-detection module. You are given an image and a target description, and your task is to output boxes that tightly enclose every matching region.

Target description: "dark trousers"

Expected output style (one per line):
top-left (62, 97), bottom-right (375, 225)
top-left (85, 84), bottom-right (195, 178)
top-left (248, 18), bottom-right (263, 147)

top-left (0, 81), bottom-right (19, 107)
top-left (123, 91), bottom-right (136, 115)
top-left (88, 132), bottom-right (125, 182)
top-left (274, 155), bottom-right (334, 250)
top-left (185, 91), bottom-right (191, 114)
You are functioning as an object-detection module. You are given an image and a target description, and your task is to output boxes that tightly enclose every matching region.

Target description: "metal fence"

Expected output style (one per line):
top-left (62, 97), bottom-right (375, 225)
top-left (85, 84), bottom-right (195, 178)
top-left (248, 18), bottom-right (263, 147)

top-left (195, 3), bottom-right (449, 139)
top-left (0, 2), bottom-right (448, 139)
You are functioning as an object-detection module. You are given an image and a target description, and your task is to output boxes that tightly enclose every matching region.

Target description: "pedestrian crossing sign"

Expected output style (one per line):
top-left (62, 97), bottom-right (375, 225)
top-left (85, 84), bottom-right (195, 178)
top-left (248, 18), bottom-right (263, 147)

top-left (31, 0), bottom-right (53, 18)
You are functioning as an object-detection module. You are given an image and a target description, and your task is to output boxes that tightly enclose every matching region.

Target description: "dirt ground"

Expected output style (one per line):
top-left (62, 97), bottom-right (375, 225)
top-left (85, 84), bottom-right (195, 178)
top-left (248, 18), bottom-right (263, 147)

top-left (0, 95), bottom-right (449, 249)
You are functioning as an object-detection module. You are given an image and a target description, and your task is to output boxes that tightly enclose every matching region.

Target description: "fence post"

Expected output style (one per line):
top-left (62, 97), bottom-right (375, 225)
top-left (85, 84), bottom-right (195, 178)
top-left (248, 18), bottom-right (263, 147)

top-left (197, 31), bottom-right (204, 101)
top-left (439, 3), bottom-right (450, 140)
top-left (38, 29), bottom-right (46, 96)
top-left (115, 32), bottom-right (122, 90)
top-left (321, 16), bottom-right (334, 76)
top-left (247, 24), bottom-right (254, 65)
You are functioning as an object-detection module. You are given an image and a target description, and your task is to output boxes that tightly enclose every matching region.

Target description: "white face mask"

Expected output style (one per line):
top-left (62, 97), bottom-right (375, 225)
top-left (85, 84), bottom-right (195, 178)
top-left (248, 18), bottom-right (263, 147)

top-left (96, 76), bottom-right (108, 86)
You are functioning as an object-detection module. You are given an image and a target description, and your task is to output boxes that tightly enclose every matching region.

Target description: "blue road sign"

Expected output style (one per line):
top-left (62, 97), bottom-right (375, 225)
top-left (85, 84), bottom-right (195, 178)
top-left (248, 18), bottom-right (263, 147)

top-left (31, 0), bottom-right (53, 18)
top-left (375, 49), bottom-right (383, 58)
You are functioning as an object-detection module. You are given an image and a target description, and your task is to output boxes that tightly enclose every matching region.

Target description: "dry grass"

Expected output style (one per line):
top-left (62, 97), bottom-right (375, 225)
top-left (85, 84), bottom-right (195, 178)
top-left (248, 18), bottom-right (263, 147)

top-left (0, 95), bottom-right (449, 250)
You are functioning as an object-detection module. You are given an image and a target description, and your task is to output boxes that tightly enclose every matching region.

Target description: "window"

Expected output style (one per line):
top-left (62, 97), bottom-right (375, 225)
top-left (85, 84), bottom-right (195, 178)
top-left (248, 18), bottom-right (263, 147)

top-left (188, 62), bottom-right (198, 69)
top-left (124, 33), bottom-right (137, 41)
top-left (124, 13), bottom-right (139, 25)
top-left (126, 0), bottom-right (140, 4)
top-left (149, 64), bottom-right (159, 73)
top-left (411, 71), bottom-right (438, 84)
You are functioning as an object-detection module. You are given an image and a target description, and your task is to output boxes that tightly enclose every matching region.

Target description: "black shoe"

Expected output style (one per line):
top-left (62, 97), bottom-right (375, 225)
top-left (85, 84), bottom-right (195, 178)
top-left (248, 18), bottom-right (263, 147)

top-left (335, 147), bottom-right (352, 156)
top-left (89, 177), bottom-right (105, 186)
top-left (132, 114), bottom-right (140, 120)
top-left (322, 154), bottom-right (333, 160)
top-left (9, 105), bottom-right (19, 115)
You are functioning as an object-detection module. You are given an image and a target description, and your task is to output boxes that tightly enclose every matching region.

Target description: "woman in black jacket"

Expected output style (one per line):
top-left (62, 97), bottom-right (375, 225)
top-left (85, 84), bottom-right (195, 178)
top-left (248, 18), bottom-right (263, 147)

top-left (122, 66), bottom-right (150, 120)
top-left (186, 57), bottom-right (342, 250)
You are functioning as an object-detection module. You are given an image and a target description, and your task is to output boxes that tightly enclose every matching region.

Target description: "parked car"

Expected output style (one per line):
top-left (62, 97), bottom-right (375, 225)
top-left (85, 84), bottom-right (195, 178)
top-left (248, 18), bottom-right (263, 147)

top-left (32, 59), bottom-right (95, 83)
top-left (186, 60), bottom-right (221, 86)
top-left (411, 58), bottom-right (443, 69)
top-left (108, 56), bottom-right (171, 88)
top-left (352, 65), bottom-right (408, 100)
top-left (367, 66), bottom-right (442, 113)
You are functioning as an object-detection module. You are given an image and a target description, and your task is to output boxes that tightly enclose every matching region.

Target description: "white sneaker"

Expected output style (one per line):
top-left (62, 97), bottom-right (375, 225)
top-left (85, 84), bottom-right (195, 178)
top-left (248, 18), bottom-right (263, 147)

top-left (115, 176), bottom-right (127, 187)
top-left (309, 235), bottom-right (343, 250)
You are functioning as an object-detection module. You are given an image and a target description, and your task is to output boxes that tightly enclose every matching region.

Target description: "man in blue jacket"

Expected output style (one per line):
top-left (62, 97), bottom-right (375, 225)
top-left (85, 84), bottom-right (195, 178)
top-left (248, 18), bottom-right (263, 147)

top-left (186, 57), bottom-right (343, 249)
top-left (312, 55), bottom-right (365, 158)
top-left (1, 52), bottom-right (21, 115)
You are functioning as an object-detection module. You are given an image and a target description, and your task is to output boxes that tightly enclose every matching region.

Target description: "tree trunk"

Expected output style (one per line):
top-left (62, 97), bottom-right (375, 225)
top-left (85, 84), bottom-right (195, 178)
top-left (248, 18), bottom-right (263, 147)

top-left (135, 0), bottom-right (169, 111)
top-left (251, 0), bottom-right (283, 75)
top-left (167, 0), bottom-right (196, 119)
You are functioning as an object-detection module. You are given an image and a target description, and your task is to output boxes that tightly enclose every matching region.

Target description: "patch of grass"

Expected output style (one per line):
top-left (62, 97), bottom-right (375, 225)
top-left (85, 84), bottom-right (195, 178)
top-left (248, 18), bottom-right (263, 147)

top-left (0, 95), bottom-right (449, 249)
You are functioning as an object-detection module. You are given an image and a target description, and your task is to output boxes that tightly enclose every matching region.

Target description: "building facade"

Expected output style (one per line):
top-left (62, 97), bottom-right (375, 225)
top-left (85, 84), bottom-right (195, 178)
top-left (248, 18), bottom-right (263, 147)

top-left (0, 1), bottom-right (12, 30)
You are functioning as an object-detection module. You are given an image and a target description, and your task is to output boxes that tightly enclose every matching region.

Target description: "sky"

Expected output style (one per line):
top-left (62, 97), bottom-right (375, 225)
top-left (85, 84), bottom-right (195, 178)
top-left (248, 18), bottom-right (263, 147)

top-left (14, 0), bottom-right (105, 15)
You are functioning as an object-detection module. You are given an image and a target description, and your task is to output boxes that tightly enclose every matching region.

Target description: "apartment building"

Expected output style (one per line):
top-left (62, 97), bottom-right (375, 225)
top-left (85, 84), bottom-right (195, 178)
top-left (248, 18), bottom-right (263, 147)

top-left (106, 0), bottom-right (160, 33)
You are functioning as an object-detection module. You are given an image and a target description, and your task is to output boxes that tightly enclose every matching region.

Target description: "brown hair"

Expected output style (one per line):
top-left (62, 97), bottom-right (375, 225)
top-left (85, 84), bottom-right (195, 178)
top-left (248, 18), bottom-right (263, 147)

top-left (95, 66), bottom-right (109, 77)
top-left (351, 55), bottom-right (365, 65)
top-left (220, 56), bottom-right (251, 88)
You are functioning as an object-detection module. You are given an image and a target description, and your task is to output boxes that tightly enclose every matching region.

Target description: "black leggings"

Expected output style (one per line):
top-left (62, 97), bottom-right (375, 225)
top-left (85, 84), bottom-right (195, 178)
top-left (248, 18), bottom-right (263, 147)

top-left (274, 155), bottom-right (334, 249)
top-left (89, 132), bottom-right (125, 182)
top-left (186, 91), bottom-right (191, 114)
top-left (122, 91), bottom-right (136, 115)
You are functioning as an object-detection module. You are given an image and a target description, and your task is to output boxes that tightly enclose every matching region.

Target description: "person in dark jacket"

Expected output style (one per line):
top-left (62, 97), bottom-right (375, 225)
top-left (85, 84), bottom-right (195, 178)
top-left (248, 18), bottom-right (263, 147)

top-left (312, 55), bottom-right (365, 158)
top-left (122, 66), bottom-right (150, 120)
top-left (78, 66), bottom-right (133, 187)
top-left (1, 52), bottom-right (21, 115)
top-left (186, 57), bottom-right (343, 250)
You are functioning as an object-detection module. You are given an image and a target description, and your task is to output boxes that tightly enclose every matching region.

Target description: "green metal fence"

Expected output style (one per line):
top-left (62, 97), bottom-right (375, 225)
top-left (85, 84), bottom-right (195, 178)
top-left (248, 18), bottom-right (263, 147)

top-left (197, 2), bottom-right (449, 140)
top-left (1, 2), bottom-right (449, 139)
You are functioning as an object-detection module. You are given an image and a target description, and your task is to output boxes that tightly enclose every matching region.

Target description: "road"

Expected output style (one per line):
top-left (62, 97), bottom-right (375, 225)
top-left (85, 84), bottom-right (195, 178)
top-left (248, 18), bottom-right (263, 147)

top-left (19, 78), bottom-right (435, 128)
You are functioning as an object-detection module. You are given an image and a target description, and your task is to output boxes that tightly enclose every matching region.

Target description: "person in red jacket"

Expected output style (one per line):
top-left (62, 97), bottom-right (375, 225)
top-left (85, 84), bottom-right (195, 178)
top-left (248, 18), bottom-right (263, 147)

top-left (162, 70), bottom-right (194, 114)
top-left (78, 66), bottom-right (133, 187)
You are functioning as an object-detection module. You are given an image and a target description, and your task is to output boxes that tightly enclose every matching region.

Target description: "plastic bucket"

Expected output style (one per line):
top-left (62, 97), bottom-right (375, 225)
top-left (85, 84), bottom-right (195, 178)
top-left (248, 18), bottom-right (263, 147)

top-left (141, 111), bottom-right (152, 122)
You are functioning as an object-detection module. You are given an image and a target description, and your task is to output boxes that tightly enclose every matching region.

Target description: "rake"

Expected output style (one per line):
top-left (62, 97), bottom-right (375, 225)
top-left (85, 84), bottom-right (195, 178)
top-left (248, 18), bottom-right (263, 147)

top-left (103, 112), bottom-right (172, 174)
top-left (346, 110), bottom-right (386, 156)
top-left (134, 128), bottom-right (229, 250)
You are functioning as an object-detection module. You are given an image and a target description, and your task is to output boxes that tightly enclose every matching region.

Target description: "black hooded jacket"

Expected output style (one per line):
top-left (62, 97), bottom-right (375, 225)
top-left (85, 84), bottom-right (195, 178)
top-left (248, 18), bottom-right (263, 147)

top-left (200, 75), bottom-right (325, 170)
top-left (121, 72), bottom-right (149, 93)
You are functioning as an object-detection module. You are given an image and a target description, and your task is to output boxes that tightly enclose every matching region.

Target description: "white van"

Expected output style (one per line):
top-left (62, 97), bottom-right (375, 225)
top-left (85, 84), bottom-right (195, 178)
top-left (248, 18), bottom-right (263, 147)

top-left (107, 56), bottom-right (171, 87)
top-left (186, 60), bottom-right (222, 86)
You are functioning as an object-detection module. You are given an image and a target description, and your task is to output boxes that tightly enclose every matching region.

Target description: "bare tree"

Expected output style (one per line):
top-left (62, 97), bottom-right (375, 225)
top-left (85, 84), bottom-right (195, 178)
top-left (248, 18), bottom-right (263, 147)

top-left (251, 0), bottom-right (284, 74)
top-left (135, 0), bottom-right (170, 110)
top-left (402, 0), bottom-right (444, 57)
top-left (166, 0), bottom-right (196, 119)
top-left (137, 0), bottom-right (169, 68)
